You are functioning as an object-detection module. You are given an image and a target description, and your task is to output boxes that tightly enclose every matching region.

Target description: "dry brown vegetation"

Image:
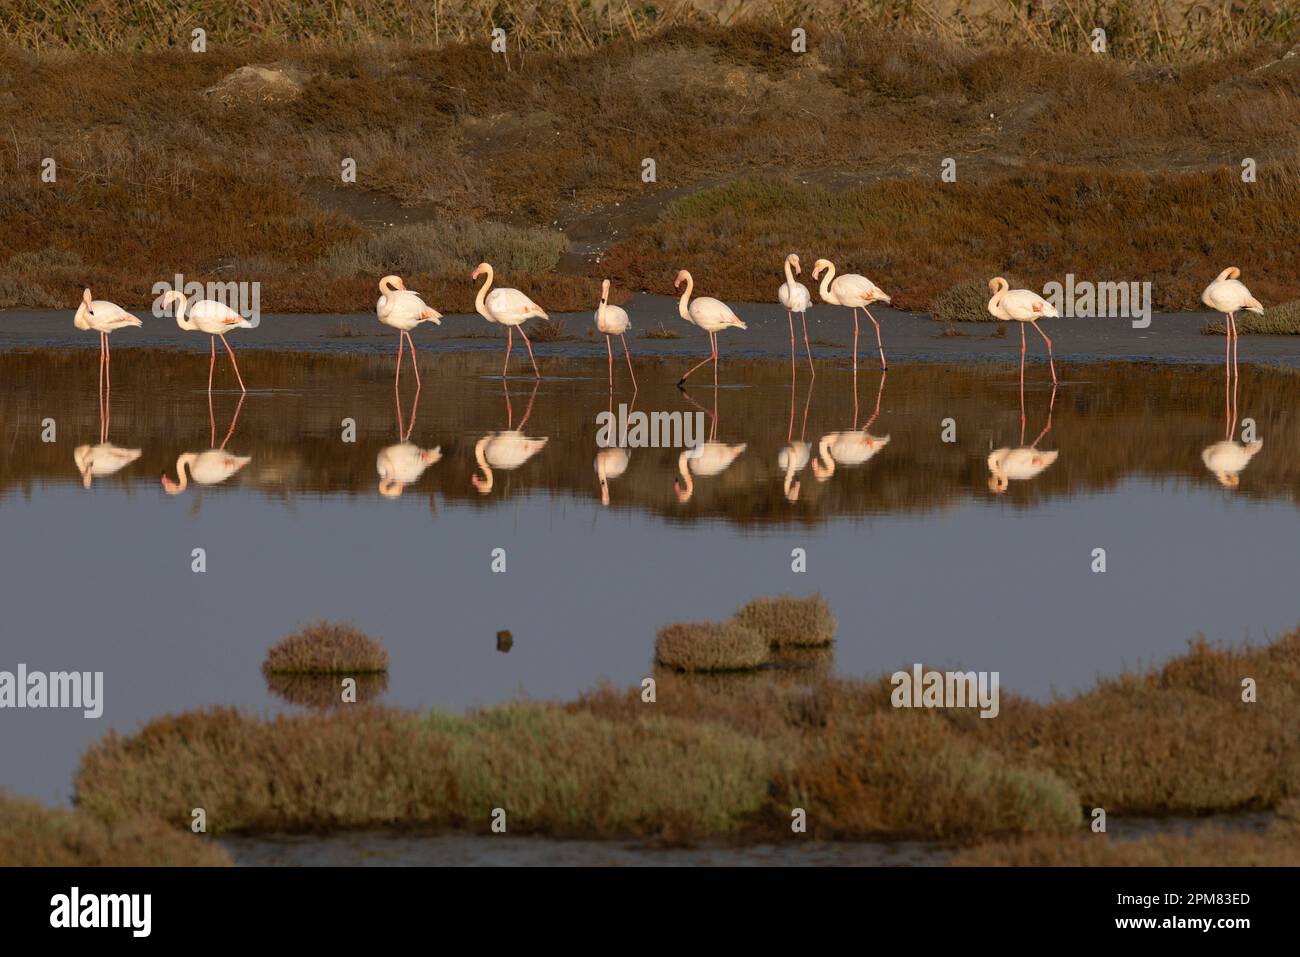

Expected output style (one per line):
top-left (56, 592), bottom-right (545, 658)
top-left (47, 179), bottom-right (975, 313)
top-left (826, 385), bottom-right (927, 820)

top-left (263, 620), bottom-right (389, 674)
top-left (1205, 300), bottom-right (1300, 334)
top-left (0, 791), bottom-right (231, 866)
top-left (655, 621), bottom-right (770, 672)
top-left (71, 625), bottom-right (1300, 848)
top-left (733, 594), bottom-right (836, 647)
top-left (1, 17), bottom-right (1297, 312)
top-left (265, 672), bottom-right (390, 710)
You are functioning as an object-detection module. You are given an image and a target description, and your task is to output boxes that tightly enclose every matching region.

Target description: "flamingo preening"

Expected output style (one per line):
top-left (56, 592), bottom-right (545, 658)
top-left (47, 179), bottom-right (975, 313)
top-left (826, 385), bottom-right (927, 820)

top-left (1202, 266), bottom-right (1263, 392)
top-left (161, 289), bottom-right (252, 393)
top-left (812, 259), bottom-right (890, 372)
top-left (674, 269), bottom-right (747, 387)
top-left (471, 380), bottom-right (547, 495)
top-left (988, 382), bottom-right (1059, 494)
top-left (987, 277), bottom-right (1058, 388)
top-left (376, 363), bottom-right (441, 498)
top-left (473, 262), bottom-right (547, 378)
top-left (74, 289), bottom-right (142, 404)
top-left (377, 274), bottom-right (441, 392)
top-left (777, 254), bottom-right (814, 376)
top-left (595, 279), bottom-right (636, 392)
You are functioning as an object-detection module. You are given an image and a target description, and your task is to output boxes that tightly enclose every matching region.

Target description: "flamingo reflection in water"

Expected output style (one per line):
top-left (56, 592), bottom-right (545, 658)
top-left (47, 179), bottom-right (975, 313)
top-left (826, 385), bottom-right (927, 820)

top-left (376, 367), bottom-right (442, 499)
top-left (594, 391), bottom-right (633, 507)
top-left (987, 379), bottom-right (1059, 494)
top-left (811, 371), bottom-right (889, 483)
top-left (472, 378), bottom-right (548, 495)
top-left (74, 292), bottom-right (143, 488)
top-left (778, 359), bottom-right (815, 502)
top-left (674, 383), bottom-right (746, 503)
top-left (160, 393), bottom-right (251, 495)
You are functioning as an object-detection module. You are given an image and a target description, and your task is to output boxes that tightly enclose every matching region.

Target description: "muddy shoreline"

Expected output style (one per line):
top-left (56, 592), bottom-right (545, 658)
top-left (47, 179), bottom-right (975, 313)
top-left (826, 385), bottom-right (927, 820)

top-left (4, 298), bottom-right (1299, 364)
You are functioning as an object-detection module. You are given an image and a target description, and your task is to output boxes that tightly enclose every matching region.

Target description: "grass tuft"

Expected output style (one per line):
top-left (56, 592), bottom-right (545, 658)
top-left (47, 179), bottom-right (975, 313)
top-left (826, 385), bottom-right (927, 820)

top-left (732, 594), bottom-right (836, 648)
top-left (1204, 300), bottom-right (1300, 335)
top-left (263, 621), bottom-right (388, 674)
top-left (655, 621), bottom-right (770, 672)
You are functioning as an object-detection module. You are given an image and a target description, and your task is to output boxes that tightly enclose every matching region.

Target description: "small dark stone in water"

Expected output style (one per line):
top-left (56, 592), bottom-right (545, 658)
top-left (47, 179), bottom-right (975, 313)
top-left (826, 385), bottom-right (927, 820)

top-left (496, 630), bottom-right (513, 653)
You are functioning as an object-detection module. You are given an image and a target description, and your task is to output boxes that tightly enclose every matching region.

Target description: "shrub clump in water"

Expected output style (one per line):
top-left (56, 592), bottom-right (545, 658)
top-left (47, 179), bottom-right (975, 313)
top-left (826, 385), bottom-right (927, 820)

top-left (263, 621), bottom-right (388, 675)
top-left (733, 594), bottom-right (836, 648)
top-left (655, 622), bottom-right (769, 672)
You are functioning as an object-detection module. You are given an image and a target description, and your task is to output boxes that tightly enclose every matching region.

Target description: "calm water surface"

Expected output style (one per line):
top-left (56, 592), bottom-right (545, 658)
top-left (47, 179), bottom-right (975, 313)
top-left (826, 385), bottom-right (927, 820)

top-left (1, 348), bottom-right (1298, 807)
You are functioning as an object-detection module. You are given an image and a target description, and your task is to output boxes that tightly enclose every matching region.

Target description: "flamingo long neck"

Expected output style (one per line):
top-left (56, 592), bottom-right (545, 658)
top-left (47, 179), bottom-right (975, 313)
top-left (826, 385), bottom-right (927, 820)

top-left (171, 292), bottom-right (193, 330)
top-left (473, 437), bottom-right (493, 491)
top-left (475, 266), bottom-right (495, 317)
top-left (784, 257), bottom-right (797, 289)
top-left (677, 450), bottom-right (693, 496)
top-left (1217, 267), bottom-right (1238, 282)
top-left (818, 437), bottom-right (835, 477)
top-left (677, 274), bottom-right (693, 322)
top-left (818, 263), bottom-right (836, 301)
top-left (168, 454), bottom-right (195, 492)
top-left (989, 278), bottom-right (1009, 312)
top-left (597, 283), bottom-right (608, 326)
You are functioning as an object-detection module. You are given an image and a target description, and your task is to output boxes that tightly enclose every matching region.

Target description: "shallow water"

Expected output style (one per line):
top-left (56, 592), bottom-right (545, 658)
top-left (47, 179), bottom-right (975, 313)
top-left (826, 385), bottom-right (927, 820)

top-left (1, 345), bottom-right (1298, 808)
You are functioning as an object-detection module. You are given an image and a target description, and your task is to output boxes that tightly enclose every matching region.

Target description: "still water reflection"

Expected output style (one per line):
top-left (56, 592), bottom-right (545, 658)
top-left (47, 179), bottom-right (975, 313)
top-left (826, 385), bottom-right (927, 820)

top-left (1, 350), bottom-right (1297, 804)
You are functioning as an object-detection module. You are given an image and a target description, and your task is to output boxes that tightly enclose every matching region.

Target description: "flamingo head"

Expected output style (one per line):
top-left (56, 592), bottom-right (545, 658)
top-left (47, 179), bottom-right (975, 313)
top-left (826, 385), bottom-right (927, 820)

top-left (74, 289), bottom-right (93, 329)
top-left (788, 254), bottom-right (802, 274)
top-left (1218, 266), bottom-right (1242, 282)
top-left (1215, 471), bottom-right (1241, 489)
top-left (160, 289), bottom-right (184, 314)
top-left (812, 259), bottom-right (832, 280)
top-left (471, 262), bottom-right (490, 281)
top-left (988, 276), bottom-right (1009, 294)
top-left (379, 274), bottom-right (406, 294)
top-left (378, 479), bottom-right (404, 498)
top-left (160, 473), bottom-right (183, 496)
top-left (600, 278), bottom-right (610, 304)
top-left (673, 480), bottom-right (691, 503)
top-left (673, 269), bottom-right (690, 290)
top-left (811, 459), bottom-right (830, 482)
top-left (988, 473), bottom-right (1010, 494)
top-left (786, 479), bottom-right (801, 502)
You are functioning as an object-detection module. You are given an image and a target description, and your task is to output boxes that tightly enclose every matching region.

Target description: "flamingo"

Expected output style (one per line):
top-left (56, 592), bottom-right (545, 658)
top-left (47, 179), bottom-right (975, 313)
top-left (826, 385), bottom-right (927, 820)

top-left (1202, 439), bottom-right (1263, 489)
top-left (987, 277), bottom-right (1058, 387)
top-left (595, 447), bottom-right (631, 506)
top-left (812, 372), bottom-right (889, 482)
top-left (162, 394), bottom-right (249, 495)
top-left (674, 269), bottom-right (747, 387)
top-left (73, 444), bottom-right (141, 490)
top-left (988, 381), bottom-right (1059, 494)
top-left (595, 279), bottom-right (636, 391)
top-left (377, 274), bottom-right (441, 392)
top-left (472, 261), bottom-right (546, 378)
top-left (778, 254), bottom-right (814, 375)
top-left (377, 443), bottom-right (443, 498)
top-left (674, 443), bottom-right (747, 503)
top-left (161, 290), bottom-right (252, 393)
top-left (1202, 266), bottom-right (1263, 384)
top-left (778, 366), bottom-right (814, 501)
top-left (74, 289), bottom-right (142, 400)
top-left (811, 259), bottom-right (890, 372)
top-left (472, 433), bottom-right (549, 494)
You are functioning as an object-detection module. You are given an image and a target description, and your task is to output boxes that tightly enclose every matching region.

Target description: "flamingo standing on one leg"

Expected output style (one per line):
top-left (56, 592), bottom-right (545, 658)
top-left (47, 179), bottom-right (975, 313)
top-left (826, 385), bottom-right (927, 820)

top-left (987, 277), bottom-right (1059, 395)
top-left (74, 288), bottom-right (142, 425)
top-left (778, 254), bottom-right (814, 376)
top-left (674, 270), bottom-right (747, 388)
top-left (811, 259), bottom-right (890, 372)
top-left (161, 290), bottom-right (252, 393)
top-left (472, 261), bottom-right (546, 378)
top-left (376, 274), bottom-right (441, 394)
top-left (595, 279), bottom-right (636, 392)
top-left (1202, 266), bottom-right (1263, 416)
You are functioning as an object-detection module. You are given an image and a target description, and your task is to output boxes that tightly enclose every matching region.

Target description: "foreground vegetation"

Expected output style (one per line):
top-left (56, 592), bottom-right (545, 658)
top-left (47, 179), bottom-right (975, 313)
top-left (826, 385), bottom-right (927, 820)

top-left (1, 15), bottom-right (1297, 312)
top-left (0, 792), bottom-right (230, 866)
top-left (71, 626), bottom-right (1300, 855)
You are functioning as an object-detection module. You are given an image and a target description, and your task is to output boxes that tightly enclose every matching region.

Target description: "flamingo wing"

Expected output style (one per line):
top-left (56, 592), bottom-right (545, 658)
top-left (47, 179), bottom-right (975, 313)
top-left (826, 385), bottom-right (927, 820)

top-left (832, 274), bottom-right (884, 306)
top-left (1002, 289), bottom-right (1058, 320)
top-left (486, 287), bottom-right (546, 322)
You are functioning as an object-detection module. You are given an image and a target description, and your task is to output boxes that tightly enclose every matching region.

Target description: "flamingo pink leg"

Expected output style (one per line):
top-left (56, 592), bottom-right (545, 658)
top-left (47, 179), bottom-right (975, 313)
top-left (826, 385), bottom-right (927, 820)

top-left (404, 330), bottom-right (421, 388)
top-left (1031, 320), bottom-right (1056, 385)
top-left (220, 334), bottom-right (247, 393)
top-left (208, 336), bottom-right (216, 393)
top-left (1020, 323), bottom-right (1027, 435)
top-left (852, 308), bottom-right (860, 371)
top-left (787, 309), bottom-right (796, 375)
top-left (620, 333), bottom-right (637, 392)
top-left (518, 326), bottom-right (540, 378)
top-left (679, 333), bottom-right (718, 386)
top-left (104, 332), bottom-right (111, 392)
top-left (606, 335), bottom-right (614, 390)
top-left (801, 311), bottom-right (815, 377)
top-left (864, 306), bottom-right (887, 371)
top-left (504, 326), bottom-right (513, 377)
top-left (394, 331), bottom-right (404, 399)
top-left (712, 331), bottom-right (718, 387)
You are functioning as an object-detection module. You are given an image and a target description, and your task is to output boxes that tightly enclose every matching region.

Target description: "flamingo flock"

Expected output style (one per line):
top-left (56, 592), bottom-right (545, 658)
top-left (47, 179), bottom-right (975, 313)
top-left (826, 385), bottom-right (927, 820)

top-left (64, 262), bottom-right (1270, 498)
